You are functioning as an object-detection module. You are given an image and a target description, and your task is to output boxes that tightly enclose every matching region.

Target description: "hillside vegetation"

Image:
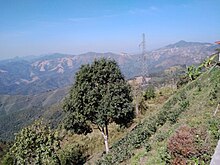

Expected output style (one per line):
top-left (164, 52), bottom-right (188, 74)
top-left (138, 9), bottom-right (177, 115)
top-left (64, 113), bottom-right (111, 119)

top-left (0, 87), bottom-right (69, 140)
top-left (1, 58), bottom-right (219, 165)
top-left (95, 66), bottom-right (220, 164)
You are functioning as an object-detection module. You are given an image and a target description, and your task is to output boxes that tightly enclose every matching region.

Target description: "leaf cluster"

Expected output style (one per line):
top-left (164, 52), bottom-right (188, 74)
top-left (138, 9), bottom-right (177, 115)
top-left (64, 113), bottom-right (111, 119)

top-left (143, 85), bottom-right (156, 100)
top-left (63, 58), bottom-right (134, 133)
top-left (6, 121), bottom-right (60, 165)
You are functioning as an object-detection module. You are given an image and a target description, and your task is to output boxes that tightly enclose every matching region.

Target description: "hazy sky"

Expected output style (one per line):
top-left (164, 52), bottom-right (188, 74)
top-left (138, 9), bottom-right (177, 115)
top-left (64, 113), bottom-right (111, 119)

top-left (0, 0), bottom-right (219, 59)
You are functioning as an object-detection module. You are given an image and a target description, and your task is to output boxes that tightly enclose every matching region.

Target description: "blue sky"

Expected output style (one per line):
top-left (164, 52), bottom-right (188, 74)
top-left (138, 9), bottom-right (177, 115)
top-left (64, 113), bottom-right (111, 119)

top-left (0, 0), bottom-right (219, 59)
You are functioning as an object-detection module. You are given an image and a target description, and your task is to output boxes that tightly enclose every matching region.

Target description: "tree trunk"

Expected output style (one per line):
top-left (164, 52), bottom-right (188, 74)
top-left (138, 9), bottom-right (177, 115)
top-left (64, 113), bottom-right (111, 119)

top-left (219, 52), bottom-right (220, 62)
top-left (135, 101), bottom-right (139, 116)
top-left (103, 134), bottom-right (109, 153)
top-left (101, 126), bottom-right (109, 154)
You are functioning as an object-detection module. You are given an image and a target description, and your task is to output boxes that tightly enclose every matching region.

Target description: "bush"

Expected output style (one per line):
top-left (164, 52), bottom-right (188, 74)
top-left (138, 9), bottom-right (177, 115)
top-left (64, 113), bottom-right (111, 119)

top-left (177, 76), bottom-right (189, 88)
top-left (156, 132), bottom-right (168, 142)
top-left (159, 147), bottom-right (171, 164)
top-left (144, 142), bottom-right (151, 152)
top-left (143, 85), bottom-right (156, 100)
top-left (168, 126), bottom-right (197, 157)
top-left (167, 125), bottom-right (211, 164)
top-left (172, 156), bottom-right (187, 165)
top-left (1, 153), bottom-right (14, 165)
top-left (59, 143), bottom-right (87, 165)
top-left (7, 121), bottom-right (60, 164)
top-left (208, 119), bottom-right (220, 139)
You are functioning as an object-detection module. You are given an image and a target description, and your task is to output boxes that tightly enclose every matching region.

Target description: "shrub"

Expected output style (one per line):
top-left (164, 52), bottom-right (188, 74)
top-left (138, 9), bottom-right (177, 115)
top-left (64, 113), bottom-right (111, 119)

top-left (167, 125), bottom-right (211, 164)
top-left (209, 83), bottom-right (219, 101)
top-left (7, 121), bottom-right (60, 165)
top-left (172, 156), bottom-right (187, 165)
top-left (143, 85), bottom-right (156, 100)
top-left (159, 147), bottom-right (171, 164)
top-left (156, 132), bottom-right (168, 142)
top-left (168, 126), bottom-right (197, 157)
top-left (59, 143), bottom-right (87, 165)
top-left (144, 142), bottom-right (151, 152)
top-left (177, 76), bottom-right (189, 88)
top-left (208, 119), bottom-right (220, 139)
top-left (1, 153), bottom-right (14, 165)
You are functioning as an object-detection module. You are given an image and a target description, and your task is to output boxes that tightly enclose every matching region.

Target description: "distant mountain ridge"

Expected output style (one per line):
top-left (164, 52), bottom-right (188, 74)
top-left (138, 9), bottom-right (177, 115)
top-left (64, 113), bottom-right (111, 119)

top-left (0, 40), bottom-right (218, 95)
top-left (0, 40), bottom-right (219, 140)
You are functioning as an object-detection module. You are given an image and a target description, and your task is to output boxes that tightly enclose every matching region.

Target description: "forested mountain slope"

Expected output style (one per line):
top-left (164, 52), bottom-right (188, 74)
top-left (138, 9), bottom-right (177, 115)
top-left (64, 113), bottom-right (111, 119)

top-left (0, 87), bottom-right (69, 140)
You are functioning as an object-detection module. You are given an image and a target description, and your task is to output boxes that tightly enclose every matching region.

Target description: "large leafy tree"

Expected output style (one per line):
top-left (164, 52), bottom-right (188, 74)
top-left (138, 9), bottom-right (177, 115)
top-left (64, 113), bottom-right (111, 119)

top-left (7, 121), bottom-right (60, 165)
top-left (63, 58), bottom-right (134, 153)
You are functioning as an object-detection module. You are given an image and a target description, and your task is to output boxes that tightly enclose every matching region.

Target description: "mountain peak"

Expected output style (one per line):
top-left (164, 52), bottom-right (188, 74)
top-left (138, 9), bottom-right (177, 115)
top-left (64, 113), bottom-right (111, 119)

top-left (165, 40), bottom-right (212, 48)
top-left (176, 40), bottom-right (187, 44)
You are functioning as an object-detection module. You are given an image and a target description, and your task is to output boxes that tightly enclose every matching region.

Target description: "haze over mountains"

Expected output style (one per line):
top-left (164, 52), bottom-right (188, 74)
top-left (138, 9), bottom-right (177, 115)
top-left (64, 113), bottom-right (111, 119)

top-left (0, 40), bottom-right (218, 95)
top-left (0, 40), bottom-right (219, 140)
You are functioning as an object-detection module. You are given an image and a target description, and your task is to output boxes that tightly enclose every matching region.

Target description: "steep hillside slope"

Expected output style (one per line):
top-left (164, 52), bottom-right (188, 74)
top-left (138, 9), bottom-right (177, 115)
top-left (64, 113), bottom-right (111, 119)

top-left (96, 66), bottom-right (220, 164)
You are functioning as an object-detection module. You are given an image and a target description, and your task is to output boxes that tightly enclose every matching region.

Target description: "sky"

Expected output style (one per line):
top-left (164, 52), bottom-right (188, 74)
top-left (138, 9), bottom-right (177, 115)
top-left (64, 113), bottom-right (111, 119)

top-left (0, 0), bottom-right (219, 59)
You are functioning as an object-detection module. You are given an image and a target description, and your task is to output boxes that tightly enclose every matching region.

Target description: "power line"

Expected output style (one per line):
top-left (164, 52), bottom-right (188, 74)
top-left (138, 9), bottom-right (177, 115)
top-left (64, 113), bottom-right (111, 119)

top-left (139, 33), bottom-right (148, 85)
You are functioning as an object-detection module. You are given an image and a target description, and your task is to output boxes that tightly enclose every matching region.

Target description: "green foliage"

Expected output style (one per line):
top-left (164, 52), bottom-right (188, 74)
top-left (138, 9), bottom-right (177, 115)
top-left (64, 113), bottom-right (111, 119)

top-left (208, 119), bottom-right (220, 139)
top-left (109, 67), bottom-right (220, 164)
top-left (1, 153), bottom-right (14, 165)
top-left (167, 100), bottom-right (189, 124)
top-left (143, 85), bottom-right (156, 100)
top-left (63, 58), bottom-right (134, 153)
top-left (159, 147), bottom-right (171, 164)
top-left (0, 140), bottom-right (10, 160)
top-left (186, 65), bottom-right (201, 81)
top-left (209, 83), bottom-right (219, 101)
top-left (63, 58), bottom-right (133, 132)
top-left (200, 54), bottom-right (217, 68)
top-left (156, 131), bottom-right (168, 142)
top-left (0, 87), bottom-right (67, 141)
top-left (138, 99), bottom-right (148, 114)
top-left (7, 121), bottom-right (60, 165)
top-left (144, 142), bottom-right (151, 152)
top-left (197, 82), bottom-right (202, 92)
top-left (58, 143), bottom-right (87, 165)
top-left (96, 89), bottom-right (190, 164)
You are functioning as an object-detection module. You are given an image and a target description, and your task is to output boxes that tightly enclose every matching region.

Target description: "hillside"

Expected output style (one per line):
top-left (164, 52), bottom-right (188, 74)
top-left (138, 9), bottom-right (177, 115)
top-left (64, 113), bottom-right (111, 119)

top-left (0, 58), bottom-right (219, 164)
top-left (0, 41), bottom-right (218, 95)
top-left (0, 87), bottom-right (69, 140)
top-left (93, 66), bottom-right (220, 164)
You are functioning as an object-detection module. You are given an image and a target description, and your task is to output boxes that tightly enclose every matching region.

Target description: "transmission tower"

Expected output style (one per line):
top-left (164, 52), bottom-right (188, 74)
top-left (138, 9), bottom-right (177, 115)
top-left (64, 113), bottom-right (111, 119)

top-left (139, 33), bottom-right (148, 85)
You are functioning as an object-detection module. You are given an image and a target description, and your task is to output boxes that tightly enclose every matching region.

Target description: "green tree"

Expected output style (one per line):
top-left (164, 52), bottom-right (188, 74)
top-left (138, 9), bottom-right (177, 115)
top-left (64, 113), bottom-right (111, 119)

top-left (63, 58), bottom-right (134, 153)
top-left (7, 121), bottom-right (60, 165)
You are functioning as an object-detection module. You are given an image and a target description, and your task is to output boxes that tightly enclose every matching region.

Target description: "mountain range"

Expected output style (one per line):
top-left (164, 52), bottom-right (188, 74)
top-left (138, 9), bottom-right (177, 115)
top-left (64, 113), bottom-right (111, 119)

top-left (0, 40), bottom-right (219, 140)
top-left (0, 40), bottom-right (218, 95)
